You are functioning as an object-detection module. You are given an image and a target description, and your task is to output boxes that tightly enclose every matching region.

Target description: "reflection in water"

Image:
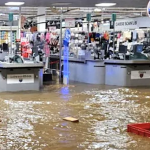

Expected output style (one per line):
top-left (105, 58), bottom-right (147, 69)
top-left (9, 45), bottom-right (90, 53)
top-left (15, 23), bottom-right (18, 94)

top-left (0, 85), bottom-right (150, 149)
top-left (60, 86), bottom-right (70, 101)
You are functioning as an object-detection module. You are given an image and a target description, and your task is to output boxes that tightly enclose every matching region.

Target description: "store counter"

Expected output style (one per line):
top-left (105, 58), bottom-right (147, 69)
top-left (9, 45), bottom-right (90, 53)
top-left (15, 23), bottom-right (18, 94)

top-left (62, 57), bottom-right (105, 84)
top-left (105, 60), bottom-right (150, 86)
top-left (0, 62), bottom-right (43, 92)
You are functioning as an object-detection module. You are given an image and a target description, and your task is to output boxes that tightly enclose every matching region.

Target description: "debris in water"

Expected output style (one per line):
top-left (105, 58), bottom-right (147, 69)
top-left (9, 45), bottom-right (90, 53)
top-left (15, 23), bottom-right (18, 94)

top-left (63, 117), bottom-right (79, 122)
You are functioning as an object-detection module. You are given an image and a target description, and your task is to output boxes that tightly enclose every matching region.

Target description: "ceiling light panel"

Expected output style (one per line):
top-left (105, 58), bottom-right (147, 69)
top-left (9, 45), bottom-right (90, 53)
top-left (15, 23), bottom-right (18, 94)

top-left (51, 2), bottom-right (71, 6)
top-left (95, 3), bottom-right (116, 7)
top-left (5, 2), bottom-right (25, 6)
top-left (94, 8), bottom-right (101, 12)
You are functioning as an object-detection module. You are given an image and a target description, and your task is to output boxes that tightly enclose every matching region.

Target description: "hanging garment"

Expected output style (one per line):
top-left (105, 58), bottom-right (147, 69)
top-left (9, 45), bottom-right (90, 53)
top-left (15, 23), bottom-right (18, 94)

top-left (133, 30), bottom-right (137, 40)
top-left (44, 43), bottom-right (50, 57)
top-left (123, 31), bottom-right (131, 41)
top-left (46, 32), bottom-right (51, 44)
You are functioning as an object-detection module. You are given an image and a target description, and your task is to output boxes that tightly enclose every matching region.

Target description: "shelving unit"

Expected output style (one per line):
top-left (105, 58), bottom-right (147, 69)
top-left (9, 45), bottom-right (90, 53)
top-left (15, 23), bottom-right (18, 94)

top-left (0, 26), bottom-right (18, 46)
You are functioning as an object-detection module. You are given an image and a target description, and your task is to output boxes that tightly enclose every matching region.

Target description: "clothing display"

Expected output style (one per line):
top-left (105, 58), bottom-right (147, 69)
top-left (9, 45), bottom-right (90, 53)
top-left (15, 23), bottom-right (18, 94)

top-left (0, 30), bottom-right (17, 46)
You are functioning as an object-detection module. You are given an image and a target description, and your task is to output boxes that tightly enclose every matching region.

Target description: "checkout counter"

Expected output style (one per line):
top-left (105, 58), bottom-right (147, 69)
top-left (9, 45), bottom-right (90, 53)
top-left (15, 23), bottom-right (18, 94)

top-left (0, 62), bottom-right (43, 92)
top-left (105, 60), bottom-right (150, 86)
top-left (105, 43), bottom-right (150, 86)
top-left (0, 50), bottom-right (43, 92)
top-left (53, 42), bottom-right (150, 87)
top-left (62, 57), bottom-right (105, 84)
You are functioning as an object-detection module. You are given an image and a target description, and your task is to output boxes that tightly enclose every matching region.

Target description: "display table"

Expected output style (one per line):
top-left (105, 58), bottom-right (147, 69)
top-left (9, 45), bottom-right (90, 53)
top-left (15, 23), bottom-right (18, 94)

top-left (62, 57), bottom-right (105, 84)
top-left (105, 60), bottom-right (150, 86)
top-left (0, 62), bottom-right (43, 92)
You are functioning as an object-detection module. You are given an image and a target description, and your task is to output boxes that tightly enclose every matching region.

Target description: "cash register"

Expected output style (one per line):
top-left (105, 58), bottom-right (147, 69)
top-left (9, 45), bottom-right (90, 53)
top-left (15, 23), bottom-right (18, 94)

top-left (130, 44), bottom-right (148, 60)
top-left (118, 45), bottom-right (127, 60)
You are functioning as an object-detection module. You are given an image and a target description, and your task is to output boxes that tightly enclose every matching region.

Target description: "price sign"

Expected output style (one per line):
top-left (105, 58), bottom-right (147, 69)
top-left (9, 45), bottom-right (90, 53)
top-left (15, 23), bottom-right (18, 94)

top-left (65, 18), bottom-right (75, 28)
top-left (49, 26), bottom-right (56, 32)
top-left (21, 37), bottom-right (27, 42)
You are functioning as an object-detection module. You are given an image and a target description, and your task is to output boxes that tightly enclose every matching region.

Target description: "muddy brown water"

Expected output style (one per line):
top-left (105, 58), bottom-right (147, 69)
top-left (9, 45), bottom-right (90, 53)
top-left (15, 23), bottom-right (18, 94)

top-left (0, 83), bottom-right (150, 150)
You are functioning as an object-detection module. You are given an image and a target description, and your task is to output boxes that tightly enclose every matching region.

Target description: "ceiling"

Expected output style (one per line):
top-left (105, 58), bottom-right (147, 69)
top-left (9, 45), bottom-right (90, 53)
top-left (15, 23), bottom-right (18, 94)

top-left (0, 7), bottom-right (146, 21)
top-left (0, 0), bottom-right (148, 22)
top-left (0, 0), bottom-right (148, 7)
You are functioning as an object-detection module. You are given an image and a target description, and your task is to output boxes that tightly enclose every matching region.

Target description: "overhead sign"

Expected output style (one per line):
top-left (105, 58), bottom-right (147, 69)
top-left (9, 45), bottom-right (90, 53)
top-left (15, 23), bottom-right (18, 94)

top-left (7, 74), bottom-right (34, 84)
top-left (9, 13), bottom-right (13, 22)
top-left (0, 26), bottom-right (18, 31)
top-left (112, 13), bottom-right (116, 22)
top-left (131, 70), bottom-right (150, 79)
top-left (65, 18), bottom-right (75, 28)
top-left (116, 21), bottom-right (137, 26)
top-left (86, 13), bottom-right (91, 22)
top-left (115, 19), bottom-right (138, 30)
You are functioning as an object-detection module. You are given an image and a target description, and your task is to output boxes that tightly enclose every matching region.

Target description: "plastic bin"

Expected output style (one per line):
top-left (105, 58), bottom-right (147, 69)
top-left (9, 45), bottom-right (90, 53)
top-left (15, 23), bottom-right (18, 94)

top-left (127, 123), bottom-right (150, 137)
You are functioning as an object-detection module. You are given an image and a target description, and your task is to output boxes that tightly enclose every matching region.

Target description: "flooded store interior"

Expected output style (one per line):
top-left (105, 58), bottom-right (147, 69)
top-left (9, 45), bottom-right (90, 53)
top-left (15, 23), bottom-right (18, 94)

top-left (0, 0), bottom-right (150, 149)
top-left (1, 83), bottom-right (150, 149)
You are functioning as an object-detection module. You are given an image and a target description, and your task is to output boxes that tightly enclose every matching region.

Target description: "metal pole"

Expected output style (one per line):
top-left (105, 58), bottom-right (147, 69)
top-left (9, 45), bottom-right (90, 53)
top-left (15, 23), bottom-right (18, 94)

top-left (18, 7), bottom-right (21, 39)
top-left (102, 9), bottom-right (103, 32)
top-left (59, 10), bottom-right (63, 81)
top-left (113, 21), bottom-right (115, 54)
top-left (88, 21), bottom-right (89, 44)
top-left (10, 22), bottom-right (12, 56)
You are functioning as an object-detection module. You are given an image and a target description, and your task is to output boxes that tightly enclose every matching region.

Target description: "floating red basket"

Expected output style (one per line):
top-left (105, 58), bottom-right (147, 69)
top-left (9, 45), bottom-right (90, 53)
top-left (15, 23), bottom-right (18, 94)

top-left (127, 123), bottom-right (150, 137)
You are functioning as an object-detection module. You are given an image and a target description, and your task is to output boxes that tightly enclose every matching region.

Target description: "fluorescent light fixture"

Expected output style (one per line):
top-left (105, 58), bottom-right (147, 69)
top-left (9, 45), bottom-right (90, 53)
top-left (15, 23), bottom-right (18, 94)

top-left (52, 2), bottom-right (71, 6)
top-left (94, 8), bottom-right (101, 12)
top-left (0, 13), bottom-right (5, 16)
top-left (95, 3), bottom-right (116, 7)
top-left (5, 2), bottom-right (24, 6)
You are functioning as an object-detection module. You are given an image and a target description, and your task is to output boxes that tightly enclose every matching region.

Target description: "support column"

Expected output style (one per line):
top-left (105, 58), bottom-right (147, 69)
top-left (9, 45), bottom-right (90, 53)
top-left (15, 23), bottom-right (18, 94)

top-left (37, 7), bottom-right (46, 32)
top-left (18, 7), bottom-right (21, 39)
top-left (59, 13), bottom-right (63, 81)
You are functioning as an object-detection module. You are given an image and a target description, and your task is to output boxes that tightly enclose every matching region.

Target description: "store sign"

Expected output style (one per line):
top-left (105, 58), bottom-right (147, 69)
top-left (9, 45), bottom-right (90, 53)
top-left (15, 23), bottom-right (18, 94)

top-left (21, 37), bottom-right (27, 42)
top-left (112, 13), bottom-right (116, 22)
top-left (0, 26), bottom-right (18, 31)
top-left (65, 18), bottom-right (75, 28)
top-left (131, 70), bottom-right (150, 79)
top-left (86, 13), bottom-right (91, 22)
top-left (7, 74), bottom-right (34, 84)
top-left (116, 21), bottom-right (137, 26)
top-left (9, 13), bottom-right (13, 22)
top-left (115, 19), bottom-right (138, 30)
top-left (49, 26), bottom-right (56, 31)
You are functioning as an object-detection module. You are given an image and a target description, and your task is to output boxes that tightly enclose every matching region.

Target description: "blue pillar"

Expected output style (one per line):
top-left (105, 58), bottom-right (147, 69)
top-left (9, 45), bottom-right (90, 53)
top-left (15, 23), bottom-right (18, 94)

top-left (63, 29), bottom-right (71, 85)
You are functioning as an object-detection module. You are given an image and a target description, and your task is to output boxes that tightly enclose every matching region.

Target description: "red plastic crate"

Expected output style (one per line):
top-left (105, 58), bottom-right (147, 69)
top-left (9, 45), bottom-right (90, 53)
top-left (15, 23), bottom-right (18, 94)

top-left (127, 123), bottom-right (150, 137)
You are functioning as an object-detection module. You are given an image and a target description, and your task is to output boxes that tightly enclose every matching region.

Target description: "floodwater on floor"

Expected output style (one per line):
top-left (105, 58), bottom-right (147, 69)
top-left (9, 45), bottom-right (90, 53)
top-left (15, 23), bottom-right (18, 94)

top-left (0, 83), bottom-right (150, 150)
